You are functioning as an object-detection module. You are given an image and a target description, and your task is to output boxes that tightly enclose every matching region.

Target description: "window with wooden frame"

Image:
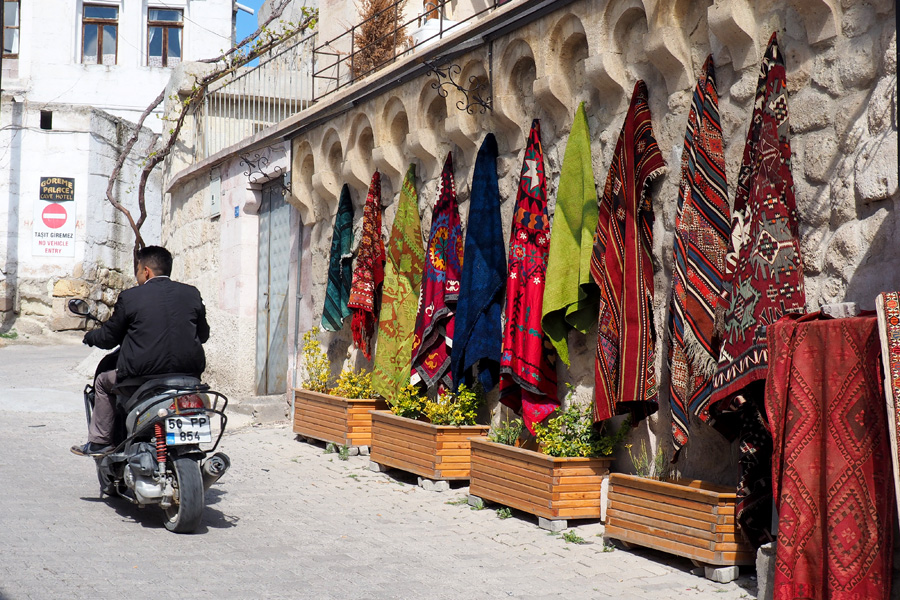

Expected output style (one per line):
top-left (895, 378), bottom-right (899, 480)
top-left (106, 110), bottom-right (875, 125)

top-left (2, 0), bottom-right (20, 58)
top-left (147, 8), bottom-right (182, 67)
top-left (82, 4), bottom-right (118, 65)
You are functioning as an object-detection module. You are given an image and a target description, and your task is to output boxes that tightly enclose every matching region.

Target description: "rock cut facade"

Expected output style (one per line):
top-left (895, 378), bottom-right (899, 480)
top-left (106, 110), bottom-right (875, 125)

top-left (163, 0), bottom-right (898, 478)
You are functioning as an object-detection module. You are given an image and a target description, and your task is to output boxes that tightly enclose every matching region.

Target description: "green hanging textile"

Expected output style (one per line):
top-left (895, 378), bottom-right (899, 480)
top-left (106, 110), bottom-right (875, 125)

top-left (541, 103), bottom-right (599, 365)
top-left (372, 165), bottom-right (425, 401)
top-left (321, 184), bottom-right (354, 332)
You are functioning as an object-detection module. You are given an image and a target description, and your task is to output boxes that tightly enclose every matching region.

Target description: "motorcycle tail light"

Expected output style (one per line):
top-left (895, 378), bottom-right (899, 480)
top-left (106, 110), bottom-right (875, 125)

top-left (176, 394), bottom-right (206, 411)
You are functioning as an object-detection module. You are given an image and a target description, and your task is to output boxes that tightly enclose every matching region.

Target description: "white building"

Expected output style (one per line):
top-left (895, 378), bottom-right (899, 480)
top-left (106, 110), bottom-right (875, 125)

top-left (0, 0), bottom-right (239, 332)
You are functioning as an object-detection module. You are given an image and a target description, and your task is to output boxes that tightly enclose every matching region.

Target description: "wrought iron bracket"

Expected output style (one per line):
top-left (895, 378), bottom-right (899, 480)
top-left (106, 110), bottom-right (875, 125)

top-left (424, 46), bottom-right (493, 114)
top-left (240, 153), bottom-right (290, 195)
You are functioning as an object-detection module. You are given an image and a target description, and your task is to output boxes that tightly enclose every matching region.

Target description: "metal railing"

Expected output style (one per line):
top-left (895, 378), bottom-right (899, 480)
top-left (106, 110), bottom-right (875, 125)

top-left (197, 1), bottom-right (513, 160)
top-left (201, 30), bottom-right (317, 159)
top-left (312, 0), bottom-right (509, 101)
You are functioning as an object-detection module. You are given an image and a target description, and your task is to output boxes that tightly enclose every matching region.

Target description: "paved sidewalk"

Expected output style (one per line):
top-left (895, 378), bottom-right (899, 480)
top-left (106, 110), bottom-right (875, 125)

top-left (0, 342), bottom-right (758, 600)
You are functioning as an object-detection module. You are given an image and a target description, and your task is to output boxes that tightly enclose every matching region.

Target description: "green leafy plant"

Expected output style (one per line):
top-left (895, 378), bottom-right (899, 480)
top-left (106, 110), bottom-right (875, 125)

top-left (423, 385), bottom-right (482, 426)
top-left (331, 369), bottom-right (374, 399)
top-left (338, 444), bottom-right (350, 461)
top-left (469, 497), bottom-right (485, 510)
top-left (387, 384), bottom-right (428, 420)
top-left (0, 329), bottom-right (17, 340)
top-left (300, 328), bottom-right (330, 393)
top-left (562, 531), bottom-right (587, 544)
top-left (533, 389), bottom-right (631, 458)
top-left (445, 497), bottom-right (468, 506)
top-left (324, 442), bottom-right (336, 454)
top-left (497, 507), bottom-right (512, 519)
top-left (626, 439), bottom-right (671, 480)
top-left (489, 418), bottom-right (524, 446)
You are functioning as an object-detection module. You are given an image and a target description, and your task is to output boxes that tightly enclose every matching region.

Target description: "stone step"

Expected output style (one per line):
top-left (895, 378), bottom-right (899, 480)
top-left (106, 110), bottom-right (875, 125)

top-left (229, 394), bottom-right (288, 424)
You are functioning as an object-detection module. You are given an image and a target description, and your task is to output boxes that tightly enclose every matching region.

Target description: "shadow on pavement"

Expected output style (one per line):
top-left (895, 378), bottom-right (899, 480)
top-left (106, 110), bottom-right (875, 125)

top-left (605, 541), bottom-right (759, 596)
top-left (78, 488), bottom-right (239, 532)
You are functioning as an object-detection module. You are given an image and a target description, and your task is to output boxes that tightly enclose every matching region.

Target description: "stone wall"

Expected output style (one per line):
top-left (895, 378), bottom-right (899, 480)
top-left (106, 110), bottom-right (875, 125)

top-left (161, 141), bottom-right (295, 399)
top-left (286, 0), bottom-right (898, 483)
top-left (0, 104), bottom-right (161, 334)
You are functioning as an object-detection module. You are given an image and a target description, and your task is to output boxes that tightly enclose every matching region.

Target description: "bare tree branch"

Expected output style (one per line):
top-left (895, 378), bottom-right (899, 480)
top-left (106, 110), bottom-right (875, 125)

top-left (102, 2), bottom-right (317, 272)
top-left (199, 0), bottom-right (293, 65)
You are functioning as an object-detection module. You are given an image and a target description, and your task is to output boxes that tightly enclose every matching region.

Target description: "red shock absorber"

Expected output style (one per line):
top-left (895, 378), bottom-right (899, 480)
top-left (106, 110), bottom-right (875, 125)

top-left (155, 422), bottom-right (167, 465)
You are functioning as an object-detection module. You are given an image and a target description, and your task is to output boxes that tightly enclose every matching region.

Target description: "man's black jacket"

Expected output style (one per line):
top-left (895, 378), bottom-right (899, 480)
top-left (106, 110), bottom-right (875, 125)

top-left (84, 276), bottom-right (210, 380)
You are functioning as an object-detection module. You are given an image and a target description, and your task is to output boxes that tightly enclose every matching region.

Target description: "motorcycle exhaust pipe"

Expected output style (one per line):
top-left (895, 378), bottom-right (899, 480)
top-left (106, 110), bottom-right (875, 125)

top-left (201, 452), bottom-right (231, 491)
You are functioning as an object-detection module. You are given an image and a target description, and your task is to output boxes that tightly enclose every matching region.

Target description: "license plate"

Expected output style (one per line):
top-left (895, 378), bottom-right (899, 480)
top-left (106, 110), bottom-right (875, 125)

top-left (165, 415), bottom-right (212, 445)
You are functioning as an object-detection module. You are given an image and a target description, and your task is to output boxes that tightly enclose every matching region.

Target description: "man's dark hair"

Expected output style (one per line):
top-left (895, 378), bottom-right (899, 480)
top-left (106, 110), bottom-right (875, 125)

top-left (135, 246), bottom-right (173, 277)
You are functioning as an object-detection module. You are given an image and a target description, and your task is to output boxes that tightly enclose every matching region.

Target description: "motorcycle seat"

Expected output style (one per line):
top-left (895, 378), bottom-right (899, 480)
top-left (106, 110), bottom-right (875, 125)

top-left (121, 375), bottom-right (207, 408)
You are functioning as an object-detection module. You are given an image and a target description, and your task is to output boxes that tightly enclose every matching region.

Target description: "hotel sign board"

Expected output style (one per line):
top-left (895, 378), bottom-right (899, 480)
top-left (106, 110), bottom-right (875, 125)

top-left (33, 177), bottom-right (76, 257)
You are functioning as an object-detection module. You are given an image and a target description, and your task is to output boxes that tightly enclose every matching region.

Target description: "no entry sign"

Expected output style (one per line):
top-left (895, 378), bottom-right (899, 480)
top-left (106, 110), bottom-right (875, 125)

top-left (33, 177), bottom-right (76, 257)
top-left (42, 203), bottom-right (67, 229)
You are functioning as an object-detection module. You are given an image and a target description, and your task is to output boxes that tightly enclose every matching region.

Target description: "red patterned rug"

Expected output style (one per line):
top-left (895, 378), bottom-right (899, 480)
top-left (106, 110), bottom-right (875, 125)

top-left (348, 171), bottom-right (386, 359)
top-left (499, 119), bottom-right (558, 432)
top-left (590, 80), bottom-right (666, 423)
top-left (766, 313), bottom-right (894, 600)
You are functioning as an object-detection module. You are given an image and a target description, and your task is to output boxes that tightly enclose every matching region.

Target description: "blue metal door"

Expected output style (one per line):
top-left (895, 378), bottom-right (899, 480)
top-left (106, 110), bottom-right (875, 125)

top-left (256, 178), bottom-right (292, 395)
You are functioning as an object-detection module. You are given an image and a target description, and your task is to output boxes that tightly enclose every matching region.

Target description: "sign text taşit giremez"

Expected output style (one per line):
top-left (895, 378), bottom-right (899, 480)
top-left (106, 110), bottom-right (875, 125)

top-left (39, 177), bottom-right (75, 202)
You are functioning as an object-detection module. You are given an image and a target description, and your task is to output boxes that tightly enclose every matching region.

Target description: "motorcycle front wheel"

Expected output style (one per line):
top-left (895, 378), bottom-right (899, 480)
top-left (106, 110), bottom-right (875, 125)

top-left (163, 456), bottom-right (205, 533)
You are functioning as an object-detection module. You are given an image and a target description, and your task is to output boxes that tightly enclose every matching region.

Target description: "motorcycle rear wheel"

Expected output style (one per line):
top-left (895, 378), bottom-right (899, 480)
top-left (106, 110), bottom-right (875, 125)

top-left (163, 456), bottom-right (205, 533)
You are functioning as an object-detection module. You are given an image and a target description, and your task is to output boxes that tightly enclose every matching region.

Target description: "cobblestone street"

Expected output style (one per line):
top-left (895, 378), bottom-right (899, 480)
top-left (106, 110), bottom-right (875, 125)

top-left (0, 338), bottom-right (757, 600)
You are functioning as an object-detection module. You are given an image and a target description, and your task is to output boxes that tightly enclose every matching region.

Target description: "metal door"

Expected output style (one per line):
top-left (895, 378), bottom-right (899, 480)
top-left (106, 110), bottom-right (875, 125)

top-left (256, 178), bottom-right (292, 395)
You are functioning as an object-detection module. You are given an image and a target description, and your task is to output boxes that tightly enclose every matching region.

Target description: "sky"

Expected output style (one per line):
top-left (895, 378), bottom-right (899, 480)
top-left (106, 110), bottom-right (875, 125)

top-left (235, 0), bottom-right (265, 44)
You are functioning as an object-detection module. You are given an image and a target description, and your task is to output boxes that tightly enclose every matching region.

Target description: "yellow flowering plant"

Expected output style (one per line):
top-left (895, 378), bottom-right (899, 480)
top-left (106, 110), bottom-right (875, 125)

top-left (423, 385), bottom-right (481, 426)
top-left (300, 327), bottom-right (330, 393)
top-left (331, 369), bottom-right (374, 399)
top-left (388, 384), bottom-right (428, 419)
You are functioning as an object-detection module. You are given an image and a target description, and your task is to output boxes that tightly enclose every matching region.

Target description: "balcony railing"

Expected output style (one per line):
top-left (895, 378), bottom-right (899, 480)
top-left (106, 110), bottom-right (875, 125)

top-left (197, 1), bottom-right (511, 160)
top-left (201, 30), bottom-right (317, 159)
top-left (312, 0), bottom-right (509, 101)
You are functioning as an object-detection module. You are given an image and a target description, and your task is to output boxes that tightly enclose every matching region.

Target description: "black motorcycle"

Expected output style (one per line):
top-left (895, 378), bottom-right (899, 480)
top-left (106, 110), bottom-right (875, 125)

top-left (69, 298), bottom-right (230, 533)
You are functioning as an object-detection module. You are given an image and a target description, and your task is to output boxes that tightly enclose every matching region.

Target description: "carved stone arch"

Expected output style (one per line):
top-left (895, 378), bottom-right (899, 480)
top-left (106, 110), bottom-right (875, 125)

top-left (373, 95), bottom-right (409, 181)
top-left (493, 37), bottom-right (537, 152)
top-left (445, 57), bottom-right (489, 157)
top-left (642, 0), bottom-right (694, 94)
top-left (708, 0), bottom-right (759, 71)
top-left (788, 0), bottom-right (839, 45)
top-left (313, 127), bottom-right (343, 206)
top-left (407, 83), bottom-right (449, 180)
top-left (535, 13), bottom-right (590, 134)
top-left (344, 111), bottom-right (376, 191)
top-left (290, 138), bottom-right (318, 224)
top-left (586, 0), bottom-right (646, 115)
top-left (613, 4), bottom-right (668, 113)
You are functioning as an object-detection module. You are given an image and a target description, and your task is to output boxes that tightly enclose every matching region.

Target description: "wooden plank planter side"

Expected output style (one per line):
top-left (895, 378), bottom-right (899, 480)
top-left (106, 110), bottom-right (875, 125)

top-left (605, 473), bottom-right (755, 566)
top-left (293, 388), bottom-right (387, 447)
top-left (468, 438), bottom-right (612, 521)
top-left (369, 411), bottom-right (490, 480)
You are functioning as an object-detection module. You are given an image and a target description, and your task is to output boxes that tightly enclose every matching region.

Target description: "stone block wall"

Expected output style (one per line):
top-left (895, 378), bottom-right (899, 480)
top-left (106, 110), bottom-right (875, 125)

top-left (161, 0), bottom-right (897, 480)
top-left (284, 0), bottom-right (897, 483)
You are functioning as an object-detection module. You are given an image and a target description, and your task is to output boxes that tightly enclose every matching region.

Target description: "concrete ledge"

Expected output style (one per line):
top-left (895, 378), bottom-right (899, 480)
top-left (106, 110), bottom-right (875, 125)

top-left (228, 394), bottom-right (288, 424)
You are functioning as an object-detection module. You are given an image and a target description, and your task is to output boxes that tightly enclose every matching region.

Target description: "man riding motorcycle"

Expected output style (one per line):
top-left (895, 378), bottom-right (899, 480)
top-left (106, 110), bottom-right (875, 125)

top-left (72, 245), bottom-right (209, 457)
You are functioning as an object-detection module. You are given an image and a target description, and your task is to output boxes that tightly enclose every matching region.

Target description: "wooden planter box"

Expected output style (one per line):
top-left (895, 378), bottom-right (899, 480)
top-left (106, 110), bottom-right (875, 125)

top-left (369, 410), bottom-right (490, 480)
top-left (293, 388), bottom-right (387, 448)
top-left (605, 473), bottom-right (755, 566)
top-left (468, 437), bottom-right (613, 521)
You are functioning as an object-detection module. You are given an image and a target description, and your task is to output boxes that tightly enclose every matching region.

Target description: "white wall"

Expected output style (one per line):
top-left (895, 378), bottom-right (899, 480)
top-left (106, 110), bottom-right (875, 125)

top-left (0, 102), bottom-right (162, 328)
top-left (3, 0), bottom-right (234, 132)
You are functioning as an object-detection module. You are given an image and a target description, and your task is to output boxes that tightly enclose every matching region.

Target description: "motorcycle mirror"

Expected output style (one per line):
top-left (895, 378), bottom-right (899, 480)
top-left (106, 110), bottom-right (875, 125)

top-left (67, 298), bottom-right (91, 317)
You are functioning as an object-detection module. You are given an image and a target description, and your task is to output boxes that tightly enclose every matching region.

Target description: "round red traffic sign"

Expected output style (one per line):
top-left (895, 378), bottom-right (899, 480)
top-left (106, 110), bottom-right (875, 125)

top-left (42, 203), bottom-right (67, 229)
